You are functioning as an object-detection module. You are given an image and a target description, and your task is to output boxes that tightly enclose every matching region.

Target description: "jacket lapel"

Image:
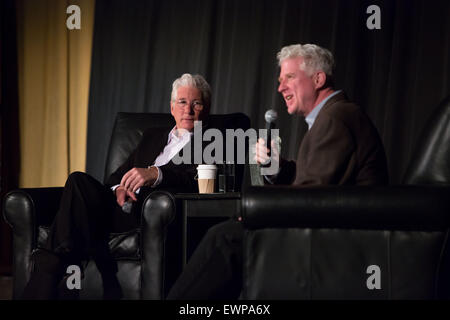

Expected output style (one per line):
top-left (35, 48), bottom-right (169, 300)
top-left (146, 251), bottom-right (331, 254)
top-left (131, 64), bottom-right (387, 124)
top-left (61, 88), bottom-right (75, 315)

top-left (144, 127), bottom-right (172, 165)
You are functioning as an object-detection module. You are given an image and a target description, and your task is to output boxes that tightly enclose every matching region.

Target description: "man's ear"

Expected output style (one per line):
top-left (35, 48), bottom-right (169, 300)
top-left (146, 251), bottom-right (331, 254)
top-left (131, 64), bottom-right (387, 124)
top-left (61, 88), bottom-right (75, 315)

top-left (170, 101), bottom-right (175, 116)
top-left (314, 71), bottom-right (327, 89)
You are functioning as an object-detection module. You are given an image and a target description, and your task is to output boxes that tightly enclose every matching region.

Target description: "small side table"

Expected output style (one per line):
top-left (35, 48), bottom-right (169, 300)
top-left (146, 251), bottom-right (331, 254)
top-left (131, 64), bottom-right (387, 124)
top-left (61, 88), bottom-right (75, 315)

top-left (175, 192), bottom-right (241, 266)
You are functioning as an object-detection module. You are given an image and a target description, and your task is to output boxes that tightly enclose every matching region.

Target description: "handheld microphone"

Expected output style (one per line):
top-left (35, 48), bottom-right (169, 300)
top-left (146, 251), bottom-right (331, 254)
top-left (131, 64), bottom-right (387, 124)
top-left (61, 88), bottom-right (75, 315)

top-left (262, 109), bottom-right (278, 167)
top-left (122, 200), bottom-right (133, 214)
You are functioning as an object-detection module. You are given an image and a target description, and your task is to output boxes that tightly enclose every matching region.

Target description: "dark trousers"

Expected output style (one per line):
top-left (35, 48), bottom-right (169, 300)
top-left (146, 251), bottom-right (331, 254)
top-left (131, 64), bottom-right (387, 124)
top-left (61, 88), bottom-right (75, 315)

top-left (45, 171), bottom-right (140, 262)
top-left (23, 171), bottom-right (141, 299)
top-left (167, 219), bottom-right (244, 300)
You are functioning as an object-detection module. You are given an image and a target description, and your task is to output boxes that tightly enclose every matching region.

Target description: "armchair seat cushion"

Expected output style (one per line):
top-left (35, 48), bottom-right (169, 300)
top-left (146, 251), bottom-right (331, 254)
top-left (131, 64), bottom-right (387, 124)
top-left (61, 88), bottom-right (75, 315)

top-left (37, 226), bottom-right (141, 260)
top-left (244, 227), bottom-right (447, 299)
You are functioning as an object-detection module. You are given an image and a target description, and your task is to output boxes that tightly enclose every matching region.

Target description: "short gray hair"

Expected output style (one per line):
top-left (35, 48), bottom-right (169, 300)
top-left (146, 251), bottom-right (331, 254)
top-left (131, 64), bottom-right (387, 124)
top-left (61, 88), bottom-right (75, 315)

top-left (277, 44), bottom-right (334, 76)
top-left (171, 73), bottom-right (211, 109)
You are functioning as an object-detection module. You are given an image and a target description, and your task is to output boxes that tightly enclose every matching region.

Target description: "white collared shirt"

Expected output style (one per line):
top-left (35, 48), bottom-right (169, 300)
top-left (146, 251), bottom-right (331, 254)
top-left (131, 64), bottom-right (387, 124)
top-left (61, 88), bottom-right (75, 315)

top-left (304, 90), bottom-right (341, 130)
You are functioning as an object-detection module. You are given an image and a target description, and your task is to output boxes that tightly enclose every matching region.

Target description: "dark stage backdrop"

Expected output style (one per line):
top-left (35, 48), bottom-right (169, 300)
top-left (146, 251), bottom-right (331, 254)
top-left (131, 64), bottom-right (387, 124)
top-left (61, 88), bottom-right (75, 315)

top-left (1, 0), bottom-right (19, 274)
top-left (86, 0), bottom-right (450, 184)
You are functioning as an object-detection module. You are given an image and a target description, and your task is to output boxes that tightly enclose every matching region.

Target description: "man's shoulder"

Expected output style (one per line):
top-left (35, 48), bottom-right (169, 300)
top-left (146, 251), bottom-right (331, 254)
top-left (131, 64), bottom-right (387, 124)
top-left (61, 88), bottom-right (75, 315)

top-left (141, 126), bottom-right (172, 139)
top-left (322, 92), bottom-right (360, 115)
top-left (319, 92), bottom-right (367, 127)
top-left (135, 126), bottom-right (173, 152)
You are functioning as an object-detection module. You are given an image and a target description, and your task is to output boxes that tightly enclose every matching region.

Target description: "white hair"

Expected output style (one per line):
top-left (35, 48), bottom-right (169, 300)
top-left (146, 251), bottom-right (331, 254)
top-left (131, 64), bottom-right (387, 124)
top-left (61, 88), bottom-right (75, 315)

top-left (171, 73), bottom-right (211, 109)
top-left (277, 44), bottom-right (334, 76)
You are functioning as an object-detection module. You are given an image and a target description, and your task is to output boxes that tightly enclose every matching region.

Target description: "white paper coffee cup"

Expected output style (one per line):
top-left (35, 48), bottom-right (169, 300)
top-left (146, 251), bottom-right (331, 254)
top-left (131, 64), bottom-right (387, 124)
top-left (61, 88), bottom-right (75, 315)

top-left (196, 165), bottom-right (217, 193)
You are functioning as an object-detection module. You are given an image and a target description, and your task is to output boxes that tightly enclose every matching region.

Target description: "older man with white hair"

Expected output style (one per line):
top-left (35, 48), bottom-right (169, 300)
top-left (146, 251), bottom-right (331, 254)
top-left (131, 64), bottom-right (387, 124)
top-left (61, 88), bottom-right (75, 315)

top-left (256, 43), bottom-right (388, 186)
top-left (167, 44), bottom-right (388, 300)
top-left (22, 73), bottom-right (212, 300)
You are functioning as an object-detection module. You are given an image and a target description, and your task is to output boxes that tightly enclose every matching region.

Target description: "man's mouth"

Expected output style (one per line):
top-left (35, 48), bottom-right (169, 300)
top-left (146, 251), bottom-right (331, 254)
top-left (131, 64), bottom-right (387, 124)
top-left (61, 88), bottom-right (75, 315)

top-left (285, 95), bottom-right (293, 101)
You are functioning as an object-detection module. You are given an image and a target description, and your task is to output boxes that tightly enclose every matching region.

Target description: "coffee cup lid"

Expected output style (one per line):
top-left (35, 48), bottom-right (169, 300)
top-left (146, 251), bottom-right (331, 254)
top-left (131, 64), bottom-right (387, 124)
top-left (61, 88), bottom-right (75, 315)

top-left (197, 165), bottom-right (217, 170)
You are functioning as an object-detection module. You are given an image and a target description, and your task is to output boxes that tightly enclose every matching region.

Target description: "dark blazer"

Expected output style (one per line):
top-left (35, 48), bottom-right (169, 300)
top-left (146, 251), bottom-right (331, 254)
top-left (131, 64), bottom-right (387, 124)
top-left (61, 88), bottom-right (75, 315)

top-left (275, 91), bottom-right (389, 186)
top-left (105, 126), bottom-right (199, 193)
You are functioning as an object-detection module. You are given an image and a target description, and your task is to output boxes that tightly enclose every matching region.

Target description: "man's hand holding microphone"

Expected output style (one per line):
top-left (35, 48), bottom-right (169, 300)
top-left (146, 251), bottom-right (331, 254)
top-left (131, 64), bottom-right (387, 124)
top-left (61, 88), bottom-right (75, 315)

top-left (253, 109), bottom-right (281, 177)
top-left (115, 166), bottom-right (159, 213)
top-left (254, 137), bottom-right (281, 178)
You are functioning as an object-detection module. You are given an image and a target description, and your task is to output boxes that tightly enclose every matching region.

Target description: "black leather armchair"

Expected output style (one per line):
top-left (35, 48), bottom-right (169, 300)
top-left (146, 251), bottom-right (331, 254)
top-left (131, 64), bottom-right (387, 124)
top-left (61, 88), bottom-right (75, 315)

top-left (3, 112), bottom-right (250, 299)
top-left (241, 95), bottom-right (450, 299)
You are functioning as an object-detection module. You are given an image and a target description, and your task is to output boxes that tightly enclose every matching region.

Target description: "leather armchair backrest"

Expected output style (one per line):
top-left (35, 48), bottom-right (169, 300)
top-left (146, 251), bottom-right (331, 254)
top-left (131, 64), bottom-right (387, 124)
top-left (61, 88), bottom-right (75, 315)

top-left (403, 95), bottom-right (450, 185)
top-left (241, 186), bottom-right (450, 299)
top-left (103, 112), bottom-right (251, 184)
top-left (104, 113), bottom-right (174, 184)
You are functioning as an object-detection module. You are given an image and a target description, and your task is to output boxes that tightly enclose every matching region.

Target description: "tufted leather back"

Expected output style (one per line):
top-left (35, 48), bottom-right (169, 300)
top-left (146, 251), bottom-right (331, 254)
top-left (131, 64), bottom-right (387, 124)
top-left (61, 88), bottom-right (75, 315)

top-left (403, 95), bottom-right (450, 185)
top-left (103, 112), bottom-right (251, 184)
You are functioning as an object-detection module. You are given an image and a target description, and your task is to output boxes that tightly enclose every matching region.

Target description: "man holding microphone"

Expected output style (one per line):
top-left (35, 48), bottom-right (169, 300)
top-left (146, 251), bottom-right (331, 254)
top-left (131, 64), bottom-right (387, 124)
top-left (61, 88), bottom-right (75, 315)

top-left (167, 43), bottom-right (388, 300)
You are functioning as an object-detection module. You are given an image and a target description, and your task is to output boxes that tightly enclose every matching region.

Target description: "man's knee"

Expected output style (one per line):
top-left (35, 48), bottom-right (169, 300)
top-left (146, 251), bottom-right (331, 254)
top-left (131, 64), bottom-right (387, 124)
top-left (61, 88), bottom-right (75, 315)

top-left (67, 171), bottom-right (88, 181)
top-left (66, 171), bottom-right (97, 187)
top-left (203, 220), bottom-right (244, 245)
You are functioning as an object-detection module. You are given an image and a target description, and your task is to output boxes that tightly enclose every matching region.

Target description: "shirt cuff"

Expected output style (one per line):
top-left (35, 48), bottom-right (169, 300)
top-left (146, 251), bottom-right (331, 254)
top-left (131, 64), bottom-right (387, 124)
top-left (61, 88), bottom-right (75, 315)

top-left (150, 166), bottom-right (162, 187)
top-left (263, 168), bottom-right (280, 184)
top-left (264, 174), bottom-right (277, 184)
top-left (111, 184), bottom-right (141, 194)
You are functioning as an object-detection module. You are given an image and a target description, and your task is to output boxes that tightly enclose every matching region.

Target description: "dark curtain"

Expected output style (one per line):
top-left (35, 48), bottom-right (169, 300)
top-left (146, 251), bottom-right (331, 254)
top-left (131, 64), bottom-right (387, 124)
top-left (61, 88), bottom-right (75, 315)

top-left (87, 0), bottom-right (450, 184)
top-left (1, 0), bottom-right (20, 274)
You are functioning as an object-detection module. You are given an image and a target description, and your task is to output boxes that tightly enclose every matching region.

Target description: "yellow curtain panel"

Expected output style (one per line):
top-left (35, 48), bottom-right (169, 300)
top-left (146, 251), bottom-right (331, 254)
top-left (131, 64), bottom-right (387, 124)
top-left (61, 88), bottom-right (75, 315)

top-left (16, 0), bottom-right (95, 187)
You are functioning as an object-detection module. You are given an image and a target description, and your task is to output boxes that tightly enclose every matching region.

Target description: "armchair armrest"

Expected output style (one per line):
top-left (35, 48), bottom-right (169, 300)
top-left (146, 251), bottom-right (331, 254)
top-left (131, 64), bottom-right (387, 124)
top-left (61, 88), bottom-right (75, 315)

top-left (242, 185), bottom-right (450, 230)
top-left (3, 188), bottom-right (64, 228)
top-left (140, 190), bottom-right (180, 299)
top-left (2, 187), bottom-right (64, 299)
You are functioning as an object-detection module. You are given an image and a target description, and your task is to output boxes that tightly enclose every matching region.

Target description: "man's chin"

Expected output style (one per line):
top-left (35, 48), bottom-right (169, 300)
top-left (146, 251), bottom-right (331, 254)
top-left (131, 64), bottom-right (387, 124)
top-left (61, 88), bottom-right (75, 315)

top-left (286, 105), bottom-right (296, 115)
top-left (179, 121), bottom-right (194, 131)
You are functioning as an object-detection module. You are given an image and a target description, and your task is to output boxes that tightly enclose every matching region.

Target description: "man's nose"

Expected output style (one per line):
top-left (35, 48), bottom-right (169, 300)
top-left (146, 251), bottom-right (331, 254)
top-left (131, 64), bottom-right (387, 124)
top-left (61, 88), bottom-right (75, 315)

top-left (182, 103), bottom-right (195, 114)
top-left (278, 82), bottom-right (285, 93)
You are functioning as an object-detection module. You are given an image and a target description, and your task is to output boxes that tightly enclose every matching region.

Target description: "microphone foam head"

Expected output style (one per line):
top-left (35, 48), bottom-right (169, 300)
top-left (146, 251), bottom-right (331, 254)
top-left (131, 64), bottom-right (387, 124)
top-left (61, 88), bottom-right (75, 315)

top-left (265, 109), bottom-right (278, 123)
